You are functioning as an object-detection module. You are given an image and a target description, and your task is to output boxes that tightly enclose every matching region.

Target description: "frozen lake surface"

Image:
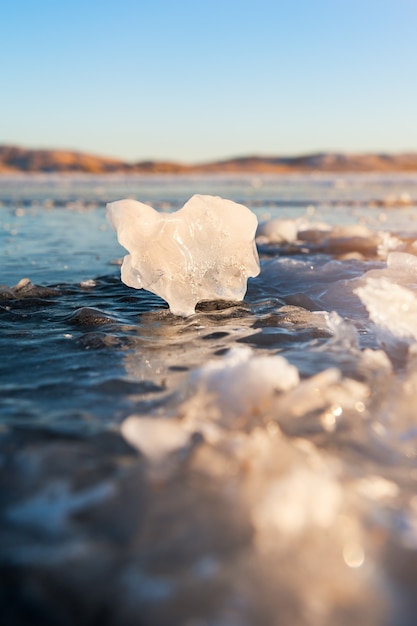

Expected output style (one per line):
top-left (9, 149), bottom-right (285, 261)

top-left (2, 173), bottom-right (417, 625)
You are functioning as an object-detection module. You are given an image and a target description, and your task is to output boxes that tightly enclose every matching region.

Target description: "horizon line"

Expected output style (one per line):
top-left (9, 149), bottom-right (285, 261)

top-left (1, 143), bottom-right (417, 166)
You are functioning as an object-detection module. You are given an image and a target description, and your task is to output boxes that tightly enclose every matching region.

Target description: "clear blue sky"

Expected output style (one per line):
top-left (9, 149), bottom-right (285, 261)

top-left (2, 0), bottom-right (416, 163)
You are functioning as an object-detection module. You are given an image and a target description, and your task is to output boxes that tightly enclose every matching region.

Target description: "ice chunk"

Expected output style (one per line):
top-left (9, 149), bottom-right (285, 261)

top-left (387, 251), bottom-right (417, 276)
top-left (0, 278), bottom-right (59, 300)
top-left (323, 310), bottom-right (359, 351)
top-left (355, 277), bottom-right (417, 344)
top-left (106, 195), bottom-right (260, 317)
top-left (377, 232), bottom-right (403, 259)
top-left (272, 367), bottom-right (368, 424)
top-left (184, 346), bottom-right (300, 423)
top-left (297, 222), bottom-right (400, 259)
top-left (257, 218), bottom-right (300, 243)
top-left (121, 416), bottom-right (190, 462)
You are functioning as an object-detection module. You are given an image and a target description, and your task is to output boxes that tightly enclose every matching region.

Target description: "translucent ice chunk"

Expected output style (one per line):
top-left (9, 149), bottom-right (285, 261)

top-left (355, 277), bottom-right (417, 343)
top-left (107, 195), bottom-right (260, 316)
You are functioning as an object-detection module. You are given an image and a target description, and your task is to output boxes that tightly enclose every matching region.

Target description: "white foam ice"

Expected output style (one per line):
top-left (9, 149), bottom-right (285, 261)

top-left (183, 345), bottom-right (300, 423)
top-left (107, 195), bottom-right (260, 317)
top-left (120, 342), bottom-right (369, 466)
top-left (120, 347), bottom-right (300, 465)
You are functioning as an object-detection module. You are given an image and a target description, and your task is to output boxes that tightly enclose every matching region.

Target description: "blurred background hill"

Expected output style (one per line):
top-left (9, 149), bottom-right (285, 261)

top-left (2, 145), bottom-right (417, 174)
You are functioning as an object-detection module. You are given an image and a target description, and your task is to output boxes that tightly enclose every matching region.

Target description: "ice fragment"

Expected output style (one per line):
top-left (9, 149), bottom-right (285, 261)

top-left (107, 195), bottom-right (260, 316)
top-left (121, 416), bottom-right (190, 461)
top-left (257, 218), bottom-right (300, 243)
top-left (185, 346), bottom-right (300, 422)
top-left (355, 277), bottom-right (417, 343)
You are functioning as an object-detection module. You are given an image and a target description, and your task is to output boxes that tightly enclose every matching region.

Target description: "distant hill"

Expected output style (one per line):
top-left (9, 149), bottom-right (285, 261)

top-left (0, 146), bottom-right (190, 174)
top-left (1, 145), bottom-right (417, 174)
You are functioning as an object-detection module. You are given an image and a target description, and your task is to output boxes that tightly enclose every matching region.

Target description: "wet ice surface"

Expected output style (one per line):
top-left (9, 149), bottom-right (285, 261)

top-left (2, 174), bottom-right (417, 625)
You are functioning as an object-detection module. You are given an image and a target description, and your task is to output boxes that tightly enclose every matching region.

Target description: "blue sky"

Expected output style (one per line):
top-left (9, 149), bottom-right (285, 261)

top-left (2, 0), bottom-right (417, 162)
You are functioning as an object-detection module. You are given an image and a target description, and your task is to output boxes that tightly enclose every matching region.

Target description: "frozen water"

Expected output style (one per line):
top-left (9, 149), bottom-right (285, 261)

top-left (4, 174), bottom-right (417, 626)
top-left (107, 194), bottom-right (260, 316)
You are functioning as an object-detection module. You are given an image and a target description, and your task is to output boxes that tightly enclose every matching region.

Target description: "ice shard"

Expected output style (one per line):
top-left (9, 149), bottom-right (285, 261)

top-left (107, 194), bottom-right (260, 316)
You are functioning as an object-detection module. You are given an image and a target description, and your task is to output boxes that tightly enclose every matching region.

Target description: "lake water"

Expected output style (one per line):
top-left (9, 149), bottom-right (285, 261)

top-left (2, 173), bottom-right (417, 625)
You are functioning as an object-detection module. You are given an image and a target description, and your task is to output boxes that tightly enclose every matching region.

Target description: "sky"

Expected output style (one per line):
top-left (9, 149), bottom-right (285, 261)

top-left (2, 0), bottom-right (417, 163)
